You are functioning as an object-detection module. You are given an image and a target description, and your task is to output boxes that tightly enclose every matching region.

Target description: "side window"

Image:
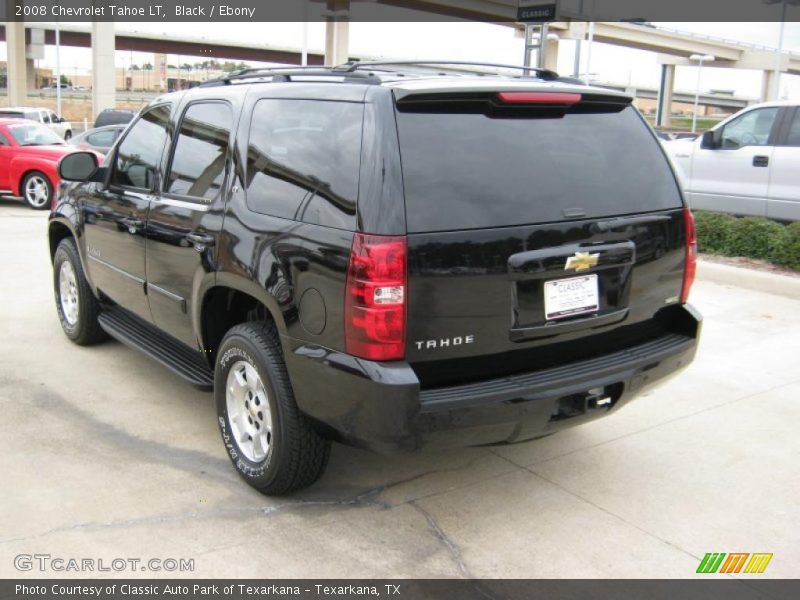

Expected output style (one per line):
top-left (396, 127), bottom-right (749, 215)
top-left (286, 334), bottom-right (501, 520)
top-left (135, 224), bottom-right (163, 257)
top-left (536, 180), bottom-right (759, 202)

top-left (245, 99), bottom-right (361, 230)
top-left (111, 104), bottom-right (171, 190)
top-left (41, 111), bottom-right (51, 124)
top-left (25, 111), bottom-right (39, 121)
top-left (0, 131), bottom-right (9, 145)
top-left (165, 102), bottom-right (232, 201)
top-left (782, 109), bottom-right (800, 146)
top-left (86, 130), bottom-right (117, 147)
top-left (720, 108), bottom-right (779, 149)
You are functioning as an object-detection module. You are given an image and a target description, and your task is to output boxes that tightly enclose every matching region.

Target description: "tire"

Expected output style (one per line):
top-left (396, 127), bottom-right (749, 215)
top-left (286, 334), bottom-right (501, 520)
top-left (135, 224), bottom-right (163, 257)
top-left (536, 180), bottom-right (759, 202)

top-left (215, 321), bottom-right (331, 495)
top-left (64, 130), bottom-right (72, 141)
top-left (22, 171), bottom-right (53, 210)
top-left (53, 238), bottom-right (107, 345)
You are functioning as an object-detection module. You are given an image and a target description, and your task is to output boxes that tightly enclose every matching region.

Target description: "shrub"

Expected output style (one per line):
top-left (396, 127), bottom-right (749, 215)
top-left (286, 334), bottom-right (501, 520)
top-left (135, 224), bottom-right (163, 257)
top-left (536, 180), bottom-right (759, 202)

top-left (692, 210), bottom-right (799, 272)
top-left (725, 216), bottom-right (789, 260)
top-left (694, 211), bottom-right (736, 254)
top-left (778, 220), bottom-right (800, 270)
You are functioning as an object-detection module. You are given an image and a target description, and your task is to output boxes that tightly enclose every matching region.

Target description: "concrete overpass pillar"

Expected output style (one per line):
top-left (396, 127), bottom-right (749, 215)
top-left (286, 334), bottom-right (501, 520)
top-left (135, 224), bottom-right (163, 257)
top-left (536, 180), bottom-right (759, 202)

top-left (91, 21), bottom-right (116, 119)
top-left (26, 59), bottom-right (37, 90)
top-left (656, 63), bottom-right (675, 129)
top-left (324, 0), bottom-right (350, 66)
top-left (5, 20), bottom-right (28, 105)
top-left (761, 70), bottom-right (779, 103)
top-left (543, 38), bottom-right (559, 73)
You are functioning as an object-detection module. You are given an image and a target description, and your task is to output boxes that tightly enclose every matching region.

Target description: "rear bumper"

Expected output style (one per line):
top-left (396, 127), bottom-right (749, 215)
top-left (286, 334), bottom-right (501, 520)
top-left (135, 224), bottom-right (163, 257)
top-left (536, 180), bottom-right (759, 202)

top-left (283, 304), bottom-right (702, 453)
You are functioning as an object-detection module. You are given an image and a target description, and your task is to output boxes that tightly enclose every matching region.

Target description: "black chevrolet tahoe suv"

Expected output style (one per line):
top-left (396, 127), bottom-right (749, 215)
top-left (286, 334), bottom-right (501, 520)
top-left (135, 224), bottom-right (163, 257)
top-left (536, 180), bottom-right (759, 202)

top-left (49, 62), bottom-right (701, 495)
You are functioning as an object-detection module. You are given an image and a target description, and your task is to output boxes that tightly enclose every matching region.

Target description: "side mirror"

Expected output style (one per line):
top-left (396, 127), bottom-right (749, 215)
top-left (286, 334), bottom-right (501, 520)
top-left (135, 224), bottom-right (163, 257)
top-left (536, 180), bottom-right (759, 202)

top-left (59, 152), bottom-right (99, 182)
top-left (701, 130), bottom-right (720, 150)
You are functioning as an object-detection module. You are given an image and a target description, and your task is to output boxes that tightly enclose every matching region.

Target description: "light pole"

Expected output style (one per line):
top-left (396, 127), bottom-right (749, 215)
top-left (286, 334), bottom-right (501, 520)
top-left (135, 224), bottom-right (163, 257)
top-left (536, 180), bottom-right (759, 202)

top-left (689, 54), bottom-right (715, 134)
top-left (302, 0), bottom-right (309, 66)
top-left (584, 21), bottom-right (595, 85)
top-left (55, 21), bottom-right (61, 117)
top-left (764, 0), bottom-right (799, 100)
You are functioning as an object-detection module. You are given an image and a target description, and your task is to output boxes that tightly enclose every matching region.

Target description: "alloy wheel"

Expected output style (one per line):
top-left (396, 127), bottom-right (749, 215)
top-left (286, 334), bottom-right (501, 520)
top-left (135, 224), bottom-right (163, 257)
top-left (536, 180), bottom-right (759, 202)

top-left (24, 175), bottom-right (50, 208)
top-left (225, 360), bottom-right (273, 462)
top-left (58, 260), bottom-right (79, 326)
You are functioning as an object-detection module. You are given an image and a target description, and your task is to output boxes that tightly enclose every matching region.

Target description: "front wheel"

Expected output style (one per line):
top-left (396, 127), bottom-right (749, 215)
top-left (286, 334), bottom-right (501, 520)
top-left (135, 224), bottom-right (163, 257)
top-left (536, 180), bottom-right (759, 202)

top-left (53, 238), bottom-right (107, 345)
top-left (215, 322), bottom-right (331, 495)
top-left (22, 171), bottom-right (53, 210)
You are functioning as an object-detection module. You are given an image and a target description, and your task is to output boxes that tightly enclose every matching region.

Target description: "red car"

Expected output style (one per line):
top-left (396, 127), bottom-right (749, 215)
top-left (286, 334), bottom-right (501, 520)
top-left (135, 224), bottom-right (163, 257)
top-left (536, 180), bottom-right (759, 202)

top-left (0, 118), bottom-right (102, 210)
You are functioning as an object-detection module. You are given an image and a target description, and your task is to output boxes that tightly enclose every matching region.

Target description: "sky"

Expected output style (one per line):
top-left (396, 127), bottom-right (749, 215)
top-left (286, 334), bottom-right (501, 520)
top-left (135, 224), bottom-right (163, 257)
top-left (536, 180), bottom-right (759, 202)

top-left (3, 21), bottom-right (800, 100)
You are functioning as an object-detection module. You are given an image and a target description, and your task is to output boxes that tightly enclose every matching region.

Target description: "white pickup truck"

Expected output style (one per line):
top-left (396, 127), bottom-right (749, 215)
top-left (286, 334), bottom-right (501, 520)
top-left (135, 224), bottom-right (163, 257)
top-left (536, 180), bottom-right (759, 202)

top-left (663, 100), bottom-right (800, 221)
top-left (0, 107), bottom-right (73, 141)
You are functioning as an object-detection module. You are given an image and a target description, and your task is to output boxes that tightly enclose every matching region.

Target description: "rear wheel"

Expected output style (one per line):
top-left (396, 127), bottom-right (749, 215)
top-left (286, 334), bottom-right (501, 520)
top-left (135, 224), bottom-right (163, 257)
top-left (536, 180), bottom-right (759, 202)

top-left (215, 321), bottom-right (330, 495)
top-left (22, 171), bottom-right (53, 210)
top-left (53, 238), bottom-right (107, 345)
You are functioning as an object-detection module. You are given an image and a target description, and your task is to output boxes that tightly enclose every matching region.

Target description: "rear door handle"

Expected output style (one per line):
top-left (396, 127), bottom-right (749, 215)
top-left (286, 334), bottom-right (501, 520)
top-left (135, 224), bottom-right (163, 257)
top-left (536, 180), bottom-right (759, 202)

top-left (185, 232), bottom-right (215, 249)
top-left (753, 155), bottom-right (769, 167)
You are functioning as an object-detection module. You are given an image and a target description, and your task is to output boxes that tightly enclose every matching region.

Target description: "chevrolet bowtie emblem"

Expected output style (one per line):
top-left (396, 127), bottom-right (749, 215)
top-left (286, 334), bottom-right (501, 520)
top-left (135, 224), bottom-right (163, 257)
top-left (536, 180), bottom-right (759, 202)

top-left (564, 251), bottom-right (599, 272)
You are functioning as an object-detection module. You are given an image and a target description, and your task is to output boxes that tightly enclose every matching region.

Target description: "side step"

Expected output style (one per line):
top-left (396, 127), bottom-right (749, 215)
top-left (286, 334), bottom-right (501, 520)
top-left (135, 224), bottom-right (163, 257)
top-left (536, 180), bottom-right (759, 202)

top-left (98, 307), bottom-right (214, 390)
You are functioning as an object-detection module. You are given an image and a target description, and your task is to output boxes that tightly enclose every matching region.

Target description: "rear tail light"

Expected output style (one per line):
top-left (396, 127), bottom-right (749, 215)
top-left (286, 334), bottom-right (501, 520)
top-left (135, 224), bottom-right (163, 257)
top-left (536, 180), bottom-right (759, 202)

top-left (345, 233), bottom-right (407, 361)
top-left (681, 207), bottom-right (697, 304)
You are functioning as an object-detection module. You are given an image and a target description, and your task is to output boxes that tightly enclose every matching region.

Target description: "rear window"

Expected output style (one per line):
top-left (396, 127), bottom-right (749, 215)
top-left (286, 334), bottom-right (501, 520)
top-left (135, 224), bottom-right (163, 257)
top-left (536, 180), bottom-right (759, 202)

top-left (95, 110), bottom-right (135, 127)
top-left (396, 105), bottom-right (682, 232)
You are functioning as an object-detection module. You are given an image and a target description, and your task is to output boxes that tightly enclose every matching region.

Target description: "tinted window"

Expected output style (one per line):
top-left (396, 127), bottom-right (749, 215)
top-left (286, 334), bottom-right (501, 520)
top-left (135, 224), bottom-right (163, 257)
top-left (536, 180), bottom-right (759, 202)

top-left (95, 110), bottom-right (135, 128)
top-left (42, 111), bottom-right (51, 124)
top-left (0, 131), bottom-right (9, 145)
top-left (720, 107), bottom-right (778, 149)
top-left (86, 129), bottom-right (118, 147)
top-left (111, 105), bottom-right (170, 189)
top-left (396, 105), bottom-right (683, 232)
top-left (245, 99), bottom-right (361, 230)
top-left (783, 109), bottom-right (800, 146)
top-left (0, 111), bottom-right (24, 119)
top-left (166, 102), bottom-right (232, 201)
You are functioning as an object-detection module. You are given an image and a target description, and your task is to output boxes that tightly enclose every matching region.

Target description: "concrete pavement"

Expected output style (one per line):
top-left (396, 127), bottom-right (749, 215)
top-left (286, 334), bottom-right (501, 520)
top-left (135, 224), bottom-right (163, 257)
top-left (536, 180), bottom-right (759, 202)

top-left (1, 199), bottom-right (798, 579)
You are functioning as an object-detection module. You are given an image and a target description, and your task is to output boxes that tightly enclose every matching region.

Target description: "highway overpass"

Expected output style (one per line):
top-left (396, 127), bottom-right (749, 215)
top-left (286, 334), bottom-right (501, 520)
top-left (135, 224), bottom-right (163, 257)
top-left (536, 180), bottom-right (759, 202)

top-left (2, 0), bottom-right (796, 122)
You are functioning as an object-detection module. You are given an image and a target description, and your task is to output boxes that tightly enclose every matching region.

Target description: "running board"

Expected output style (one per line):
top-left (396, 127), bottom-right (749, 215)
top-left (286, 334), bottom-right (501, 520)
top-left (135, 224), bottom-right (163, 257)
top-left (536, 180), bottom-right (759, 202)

top-left (98, 307), bottom-right (214, 390)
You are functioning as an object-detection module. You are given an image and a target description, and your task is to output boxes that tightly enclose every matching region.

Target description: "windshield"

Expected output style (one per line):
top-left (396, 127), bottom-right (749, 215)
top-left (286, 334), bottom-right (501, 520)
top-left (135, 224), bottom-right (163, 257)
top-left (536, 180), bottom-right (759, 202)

top-left (8, 124), bottom-right (64, 146)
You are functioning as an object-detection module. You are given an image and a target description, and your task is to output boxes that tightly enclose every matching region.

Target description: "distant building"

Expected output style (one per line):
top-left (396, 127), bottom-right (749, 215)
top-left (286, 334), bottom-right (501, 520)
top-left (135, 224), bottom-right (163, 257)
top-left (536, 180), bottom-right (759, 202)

top-left (0, 61), bottom-right (54, 89)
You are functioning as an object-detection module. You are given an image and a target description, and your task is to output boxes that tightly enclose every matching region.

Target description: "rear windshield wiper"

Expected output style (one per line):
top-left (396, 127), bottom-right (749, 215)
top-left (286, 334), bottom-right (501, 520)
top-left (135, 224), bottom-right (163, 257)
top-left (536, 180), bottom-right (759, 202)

top-left (591, 214), bottom-right (673, 233)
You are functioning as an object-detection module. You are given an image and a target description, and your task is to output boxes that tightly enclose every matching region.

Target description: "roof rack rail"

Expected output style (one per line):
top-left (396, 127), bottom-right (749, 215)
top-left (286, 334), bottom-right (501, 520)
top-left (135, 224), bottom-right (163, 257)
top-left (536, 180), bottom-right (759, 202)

top-left (335, 60), bottom-right (560, 80)
top-left (198, 66), bottom-right (382, 87)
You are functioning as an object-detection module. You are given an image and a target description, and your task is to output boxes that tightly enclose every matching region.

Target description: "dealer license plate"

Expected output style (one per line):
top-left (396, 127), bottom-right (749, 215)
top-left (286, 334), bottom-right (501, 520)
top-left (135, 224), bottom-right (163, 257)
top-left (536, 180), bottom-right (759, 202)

top-left (544, 274), bottom-right (599, 320)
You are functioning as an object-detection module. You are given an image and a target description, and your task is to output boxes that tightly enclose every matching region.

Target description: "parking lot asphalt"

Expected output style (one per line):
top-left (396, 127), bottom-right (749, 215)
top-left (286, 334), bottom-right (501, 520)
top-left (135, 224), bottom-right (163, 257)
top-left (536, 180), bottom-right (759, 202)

top-left (1, 198), bottom-right (798, 579)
